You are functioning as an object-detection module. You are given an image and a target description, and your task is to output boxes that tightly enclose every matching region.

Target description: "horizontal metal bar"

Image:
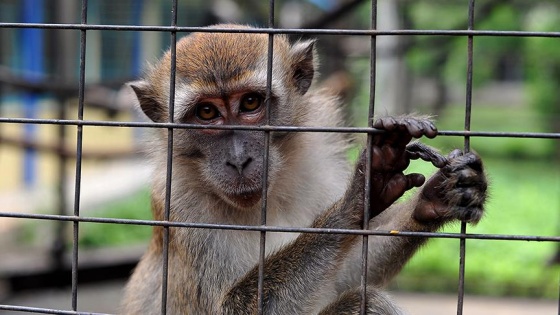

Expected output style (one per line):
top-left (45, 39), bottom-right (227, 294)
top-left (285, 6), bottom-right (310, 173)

top-left (1, 211), bottom-right (558, 243)
top-left (0, 117), bottom-right (558, 139)
top-left (0, 23), bottom-right (559, 38)
top-left (0, 304), bottom-right (109, 315)
top-left (437, 130), bottom-right (560, 139)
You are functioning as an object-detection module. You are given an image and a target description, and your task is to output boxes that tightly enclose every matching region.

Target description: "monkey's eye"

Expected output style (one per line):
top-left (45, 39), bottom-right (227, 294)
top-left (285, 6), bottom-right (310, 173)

top-left (240, 93), bottom-right (263, 112)
top-left (195, 103), bottom-right (220, 121)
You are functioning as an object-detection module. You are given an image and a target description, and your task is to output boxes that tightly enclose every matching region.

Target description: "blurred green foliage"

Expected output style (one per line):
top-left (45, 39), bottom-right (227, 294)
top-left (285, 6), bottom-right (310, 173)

top-left (524, 5), bottom-right (560, 142)
top-left (78, 189), bottom-right (152, 247)
top-left (402, 1), bottom-right (559, 159)
top-left (429, 104), bottom-right (556, 159)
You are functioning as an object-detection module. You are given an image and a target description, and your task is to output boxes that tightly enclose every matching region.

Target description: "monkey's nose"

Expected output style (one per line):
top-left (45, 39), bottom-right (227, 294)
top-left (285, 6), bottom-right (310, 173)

top-left (226, 157), bottom-right (253, 176)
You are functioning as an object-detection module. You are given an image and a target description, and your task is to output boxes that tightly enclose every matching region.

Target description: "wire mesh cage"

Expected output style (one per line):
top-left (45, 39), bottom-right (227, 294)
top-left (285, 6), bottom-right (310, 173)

top-left (0, 0), bottom-right (559, 314)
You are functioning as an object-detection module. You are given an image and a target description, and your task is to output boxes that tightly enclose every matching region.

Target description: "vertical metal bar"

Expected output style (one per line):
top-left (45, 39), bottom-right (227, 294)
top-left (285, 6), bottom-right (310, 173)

top-left (464, 0), bottom-right (475, 153)
top-left (161, 1), bottom-right (178, 314)
top-left (458, 1), bottom-right (476, 315)
top-left (457, 223), bottom-right (467, 315)
top-left (257, 1), bottom-right (275, 313)
top-left (360, 1), bottom-right (377, 313)
top-left (71, 0), bottom-right (88, 311)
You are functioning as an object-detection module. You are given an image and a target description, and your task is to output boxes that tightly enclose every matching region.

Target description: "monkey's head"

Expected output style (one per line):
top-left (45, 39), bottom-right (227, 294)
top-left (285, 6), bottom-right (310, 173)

top-left (130, 25), bottom-right (316, 210)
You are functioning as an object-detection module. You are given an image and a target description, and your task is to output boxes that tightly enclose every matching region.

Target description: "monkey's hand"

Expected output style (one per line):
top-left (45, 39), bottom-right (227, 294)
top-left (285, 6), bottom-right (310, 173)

top-left (414, 149), bottom-right (488, 224)
top-left (366, 116), bottom-right (438, 217)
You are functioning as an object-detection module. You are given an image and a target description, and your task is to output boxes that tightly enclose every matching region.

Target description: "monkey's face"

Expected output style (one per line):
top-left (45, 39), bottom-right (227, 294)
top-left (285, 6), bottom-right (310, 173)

top-left (176, 91), bottom-right (280, 210)
top-left (130, 25), bottom-right (315, 210)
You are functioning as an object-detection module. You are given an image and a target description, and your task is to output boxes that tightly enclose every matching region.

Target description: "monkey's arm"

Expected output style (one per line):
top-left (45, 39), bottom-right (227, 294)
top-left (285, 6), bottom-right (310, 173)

top-left (357, 149), bottom-right (488, 287)
top-left (219, 117), bottom-right (436, 314)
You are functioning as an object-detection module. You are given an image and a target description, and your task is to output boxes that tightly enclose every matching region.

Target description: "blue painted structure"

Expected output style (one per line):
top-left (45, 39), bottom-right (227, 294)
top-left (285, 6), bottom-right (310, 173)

top-left (21, 0), bottom-right (44, 188)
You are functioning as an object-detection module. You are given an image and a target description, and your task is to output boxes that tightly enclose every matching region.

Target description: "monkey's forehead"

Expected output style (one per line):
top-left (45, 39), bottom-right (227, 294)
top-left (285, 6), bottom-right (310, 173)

top-left (160, 32), bottom-right (291, 84)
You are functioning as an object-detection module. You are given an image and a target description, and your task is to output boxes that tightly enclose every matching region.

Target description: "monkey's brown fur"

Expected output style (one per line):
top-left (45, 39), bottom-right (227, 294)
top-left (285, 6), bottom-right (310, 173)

top-left (122, 24), bottom-right (487, 315)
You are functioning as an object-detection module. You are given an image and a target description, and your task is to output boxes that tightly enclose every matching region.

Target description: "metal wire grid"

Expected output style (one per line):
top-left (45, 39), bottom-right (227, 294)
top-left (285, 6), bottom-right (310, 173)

top-left (0, 0), bottom-right (559, 314)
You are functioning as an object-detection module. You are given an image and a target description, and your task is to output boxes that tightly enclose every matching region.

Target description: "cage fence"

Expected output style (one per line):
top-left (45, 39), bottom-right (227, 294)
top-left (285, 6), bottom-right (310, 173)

top-left (0, 0), bottom-right (559, 314)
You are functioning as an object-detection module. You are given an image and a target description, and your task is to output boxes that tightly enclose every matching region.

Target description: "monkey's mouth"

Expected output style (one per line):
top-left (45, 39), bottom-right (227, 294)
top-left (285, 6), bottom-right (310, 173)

top-left (223, 188), bottom-right (263, 209)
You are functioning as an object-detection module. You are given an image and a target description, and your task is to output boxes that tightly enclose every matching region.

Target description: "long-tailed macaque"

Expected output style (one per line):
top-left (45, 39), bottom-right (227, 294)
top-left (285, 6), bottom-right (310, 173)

top-left (122, 24), bottom-right (487, 314)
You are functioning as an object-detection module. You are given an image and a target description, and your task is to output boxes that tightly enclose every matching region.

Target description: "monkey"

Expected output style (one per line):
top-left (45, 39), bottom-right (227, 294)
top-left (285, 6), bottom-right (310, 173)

top-left (121, 24), bottom-right (487, 314)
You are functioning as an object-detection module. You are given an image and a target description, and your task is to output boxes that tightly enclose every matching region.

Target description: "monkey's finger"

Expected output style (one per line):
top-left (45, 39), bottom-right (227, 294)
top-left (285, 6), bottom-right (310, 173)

top-left (372, 117), bottom-right (411, 147)
top-left (370, 146), bottom-right (407, 173)
top-left (373, 116), bottom-right (397, 132)
top-left (373, 117), bottom-right (437, 152)
top-left (419, 119), bottom-right (438, 139)
top-left (406, 142), bottom-right (448, 168)
top-left (373, 117), bottom-right (419, 138)
top-left (372, 117), bottom-right (396, 146)
top-left (376, 174), bottom-right (424, 212)
top-left (406, 173), bottom-right (426, 188)
top-left (400, 117), bottom-right (438, 139)
top-left (407, 151), bottom-right (447, 168)
top-left (374, 117), bottom-right (437, 138)
top-left (387, 131), bottom-right (413, 153)
top-left (371, 173), bottom-right (424, 216)
top-left (447, 149), bottom-right (463, 160)
top-left (445, 151), bottom-right (484, 176)
top-left (403, 117), bottom-right (428, 139)
top-left (371, 146), bottom-right (384, 170)
top-left (372, 124), bottom-right (411, 150)
top-left (378, 173), bottom-right (425, 197)
top-left (439, 149), bottom-right (465, 173)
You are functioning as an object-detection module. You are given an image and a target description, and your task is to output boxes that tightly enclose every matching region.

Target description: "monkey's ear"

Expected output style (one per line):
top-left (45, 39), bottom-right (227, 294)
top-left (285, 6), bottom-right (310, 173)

top-left (290, 40), bottom-right (316, 95)
top-left (128, 80), bottom-right (165, 122)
